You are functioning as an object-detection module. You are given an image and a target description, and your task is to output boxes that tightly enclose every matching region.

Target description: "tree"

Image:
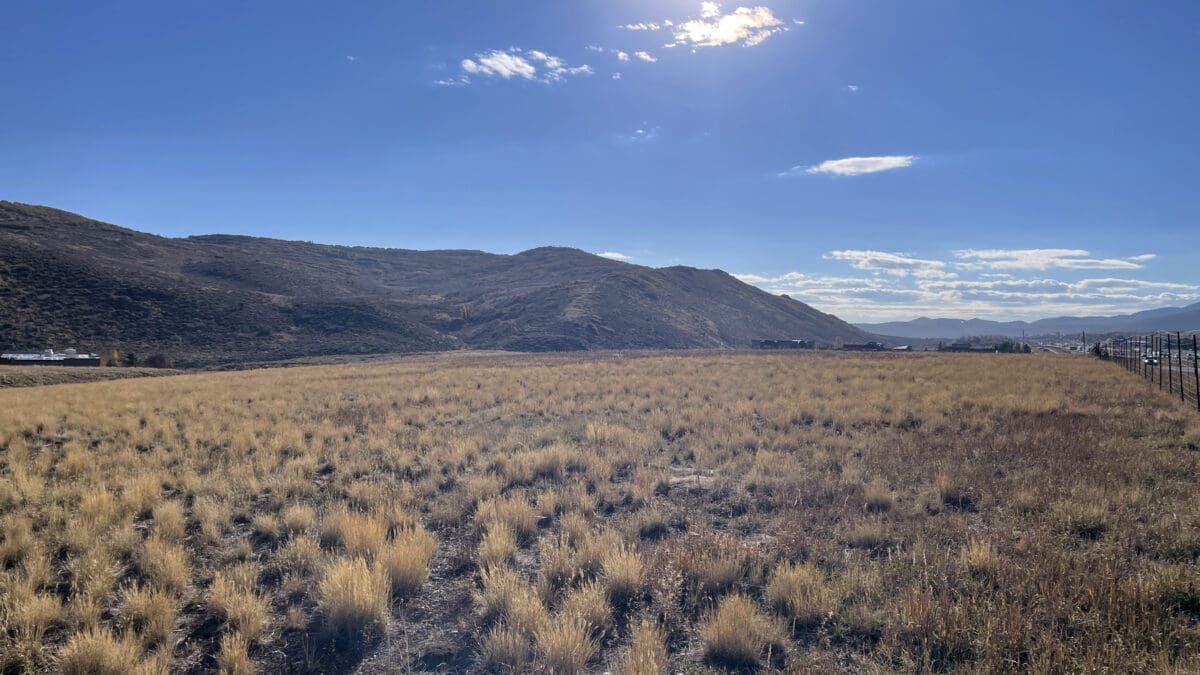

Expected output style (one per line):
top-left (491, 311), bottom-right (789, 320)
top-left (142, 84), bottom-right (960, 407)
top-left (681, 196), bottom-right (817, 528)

top-left (144, 353), bottom-right (172, 369)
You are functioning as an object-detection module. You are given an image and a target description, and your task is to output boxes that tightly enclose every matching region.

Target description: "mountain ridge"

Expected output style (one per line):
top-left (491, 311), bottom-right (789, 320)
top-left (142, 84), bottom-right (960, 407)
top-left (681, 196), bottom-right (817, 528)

top-left (0, 201), bottom-right (871, 365)
top-left (858, 303), bottom-right (1200, 339)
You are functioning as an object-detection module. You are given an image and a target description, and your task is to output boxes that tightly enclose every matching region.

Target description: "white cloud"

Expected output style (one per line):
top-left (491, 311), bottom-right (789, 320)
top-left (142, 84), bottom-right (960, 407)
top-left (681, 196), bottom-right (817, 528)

top-left (616, 51), bottom-right (630, 61)
top-left (634, 51), bottom-right (657, 62)
top-left (597, 251), bottom-right (633, 261)
top-left (953, 249), bottom-right (1150, 271)
top-left (617, 126), bottom-right (662, 144)
top-left (612, 72), bottom-right (622, 80)
top-left (440, 48), bottom-right (592, 85)
top-left (787, 155), bottom-right (916, 177)
top-left (827, 250), bottom-right (955, 279)
top-left (622, 22), bottom-right (664, 31)
top-left (846, 84), bottom-right (858, 92)
top-left (345, 55), bottom-right (358, 62)
top-left (668, 5), bottom-right (787, 48)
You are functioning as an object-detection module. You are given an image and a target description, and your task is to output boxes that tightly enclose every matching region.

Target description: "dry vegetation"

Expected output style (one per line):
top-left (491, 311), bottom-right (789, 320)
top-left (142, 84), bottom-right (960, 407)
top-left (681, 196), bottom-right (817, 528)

top-left (1, 351), bottom-right (1199, 673)
top-left (0, 366), bottom-right (181, 390)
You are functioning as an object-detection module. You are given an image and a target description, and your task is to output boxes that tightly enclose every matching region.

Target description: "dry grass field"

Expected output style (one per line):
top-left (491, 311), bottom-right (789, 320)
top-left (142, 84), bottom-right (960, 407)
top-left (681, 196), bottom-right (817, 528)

top-left (1, 352), bottom-right (1199, 673)
top-left (0, 367), bottom-right (182, 390)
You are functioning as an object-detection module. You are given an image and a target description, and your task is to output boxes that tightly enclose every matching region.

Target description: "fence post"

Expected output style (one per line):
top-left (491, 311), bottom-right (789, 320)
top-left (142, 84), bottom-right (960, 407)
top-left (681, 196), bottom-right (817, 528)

top-left (1193, 334), bottom-right (1199, 412)
top-left (1179, 332), bottom-right (1186, 404)
top-left (1169, 333), bottom-right (1175, 395)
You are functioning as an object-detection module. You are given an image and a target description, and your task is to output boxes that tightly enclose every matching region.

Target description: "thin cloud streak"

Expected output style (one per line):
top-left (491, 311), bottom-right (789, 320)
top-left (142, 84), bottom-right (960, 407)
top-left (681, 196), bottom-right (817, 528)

top-left (787, 155), bottom-right (916, 177)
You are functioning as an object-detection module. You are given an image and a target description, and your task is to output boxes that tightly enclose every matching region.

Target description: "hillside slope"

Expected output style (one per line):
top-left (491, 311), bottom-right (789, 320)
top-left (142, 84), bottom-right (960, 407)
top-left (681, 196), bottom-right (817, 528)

top-left (0, 202), bottom-right (870, 365)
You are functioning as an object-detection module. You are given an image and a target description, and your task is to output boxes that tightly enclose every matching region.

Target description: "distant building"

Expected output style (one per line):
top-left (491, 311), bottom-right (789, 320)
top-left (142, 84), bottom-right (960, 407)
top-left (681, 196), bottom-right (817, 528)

top-left (0, 348), bottom-right (101, 367)
top-left (941, 342), bottom-right (1002, 353)
top-left (751, 339), bottom-right (814, 350)
top-left (840, 341), bottom-right (887, 352)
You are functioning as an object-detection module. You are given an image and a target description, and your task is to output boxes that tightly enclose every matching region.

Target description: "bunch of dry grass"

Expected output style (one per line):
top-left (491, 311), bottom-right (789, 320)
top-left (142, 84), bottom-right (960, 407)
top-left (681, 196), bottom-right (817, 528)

top-left (622, 620), bottom-right (668, 675)
top-left (317, 558), bottom-right (390, 640)
top-left (536, 613), bottom-right (598, 674)
top-left (56, 627), bottom-right (144, 675)
top-left (766, 561), bottom-right (835, 628)
top-left (700, 594), bottom-right (786, 670)
top-left (478, 522), bottom-right (518, 569)
top-left (602, 544), bottom-right (643, 608)
top-left (122, 586), bottom-right (176, 647)
top-left (378, 525), bottom-right (436, 598)
top-left (208, 572), bottom-right (268, 643)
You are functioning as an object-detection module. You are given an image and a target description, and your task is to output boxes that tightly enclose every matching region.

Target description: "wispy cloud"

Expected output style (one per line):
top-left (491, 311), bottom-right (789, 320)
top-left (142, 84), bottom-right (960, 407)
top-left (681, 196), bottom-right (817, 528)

top-left (827, 250), bottom-right (956, 279)
top-left (345, 55), bottom-right (358, 62)
top-left (953, 249), bottom-right (1153, 271)
top-left (437, 48), bottom-right (592, 86)
top-left (622, 21), bottom-right (667, 31)
top-left (734, 248), bottom-right (1192, 322)
top-left (785, 155), bottom-right (916, 177)
top-left (597, 251), bottom-right (633, 261)
top-left (845, 84), bottom-right (858, 92)
top-left (634, 51), bottom-right (657, 62)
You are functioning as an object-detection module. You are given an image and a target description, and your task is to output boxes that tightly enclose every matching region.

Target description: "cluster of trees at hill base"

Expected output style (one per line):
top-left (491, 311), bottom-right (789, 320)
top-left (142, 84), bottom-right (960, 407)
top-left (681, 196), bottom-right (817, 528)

top-left (96, 350), bottom-right (174, 368)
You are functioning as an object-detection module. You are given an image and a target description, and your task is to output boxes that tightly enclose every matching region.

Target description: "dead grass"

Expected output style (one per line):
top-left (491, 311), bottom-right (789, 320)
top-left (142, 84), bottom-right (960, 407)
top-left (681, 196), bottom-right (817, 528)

top-left (701, 594), bottom-right (786, 670)
top-left (316, 558), bottom-right (390, 641)
top-left (1, 351), bottom-right (1197, 672)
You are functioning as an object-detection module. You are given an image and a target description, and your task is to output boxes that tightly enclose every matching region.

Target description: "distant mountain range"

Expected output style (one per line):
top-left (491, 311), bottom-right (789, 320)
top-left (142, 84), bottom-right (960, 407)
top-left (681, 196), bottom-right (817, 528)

top-left (0, 202), bottom-right (871, 366)
top-left (858, 303), bottom-right (1200, 340)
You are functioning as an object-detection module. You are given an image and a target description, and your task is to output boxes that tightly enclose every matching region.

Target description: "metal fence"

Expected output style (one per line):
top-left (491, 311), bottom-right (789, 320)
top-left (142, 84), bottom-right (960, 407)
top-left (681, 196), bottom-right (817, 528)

top-left (1096, 332), bottom-right (1200, 411)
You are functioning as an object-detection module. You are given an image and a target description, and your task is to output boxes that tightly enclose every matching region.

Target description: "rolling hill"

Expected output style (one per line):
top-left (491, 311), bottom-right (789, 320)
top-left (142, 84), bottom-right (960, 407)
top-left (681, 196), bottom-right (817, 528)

top-left (0, 201), bottom-right (871, 365)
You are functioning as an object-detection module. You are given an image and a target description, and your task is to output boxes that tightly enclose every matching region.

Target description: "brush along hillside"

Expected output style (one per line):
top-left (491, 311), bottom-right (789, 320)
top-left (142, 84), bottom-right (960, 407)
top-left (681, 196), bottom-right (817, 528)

top-left (1, 352), bottom-right (1199, 673)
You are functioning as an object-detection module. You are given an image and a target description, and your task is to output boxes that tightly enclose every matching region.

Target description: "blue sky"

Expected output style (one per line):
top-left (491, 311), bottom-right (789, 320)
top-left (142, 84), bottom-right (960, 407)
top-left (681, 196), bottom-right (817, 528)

top-left (2, 1), bottom-right (1197, 322)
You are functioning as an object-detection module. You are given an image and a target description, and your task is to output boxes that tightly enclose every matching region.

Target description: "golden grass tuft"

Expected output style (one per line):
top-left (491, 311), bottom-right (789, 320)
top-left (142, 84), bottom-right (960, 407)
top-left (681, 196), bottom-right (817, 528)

top-left (139, 537), bottom-right (190, 595)
top-left (378, 526), bottom-right (437, 599)
top-left (536, 613), bottom-right (599, 675)
top-left (622, 620), bottom-right (669, 675)
top-left (320, 509), bottom-right (388, 557)
top-left (122, 586), bottom-right (176, 647)
top-left (208, 573), bottom-right (268, 643)
top-left (477, 494), bottom-right (539, 543)
top-left (959, 539), bottom-right (1000, 580)
top-left (563, 581), bottom-right (612, 636)
top-left (479, 622), bottom-right (532, 671)
top-left (152, 500), bottom-right (186, 544)
top-left (478, 521), bottom-right (518, 569)
top-left (766, 561), bottom-right (835, 627)
top-left (602, 544), bottom-right (643, 608)
top-left (56, 627), bottom-right (144, 675)
top-left (217, 631), bottom-right (254, 675)
top-left (317, 557), bottom-right (390, 638)
top-left (700, 594), bottom-right (785, 670)
top-left (281, 503), bottom-right (316, 535)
